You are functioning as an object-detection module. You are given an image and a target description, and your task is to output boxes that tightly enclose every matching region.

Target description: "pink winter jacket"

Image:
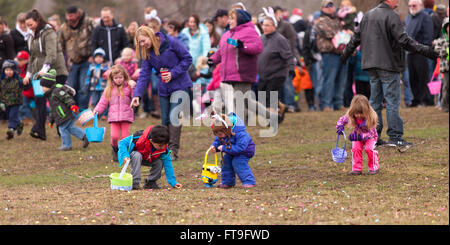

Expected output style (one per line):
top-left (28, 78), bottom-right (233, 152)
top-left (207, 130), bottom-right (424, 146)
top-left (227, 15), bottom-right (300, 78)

top-left (210, 21), bottom-right (263, 83)
top-left (94, 83), bottom-right (135, 123)
top-left (336, 115), bottom-right (378, 141)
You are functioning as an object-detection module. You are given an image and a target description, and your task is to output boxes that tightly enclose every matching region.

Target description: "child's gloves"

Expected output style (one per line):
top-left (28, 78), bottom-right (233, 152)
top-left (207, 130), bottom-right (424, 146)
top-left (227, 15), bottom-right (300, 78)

top-left (336, 125), bottom-right (345, 135)
top-left (348, 132), bottom-right (364, 141)
top-left (70, 105), bottom-right (79, 113)
top-left (207, 58), bottom-right (214, 67)
top-left (236, 39), bottom-right (244, 48)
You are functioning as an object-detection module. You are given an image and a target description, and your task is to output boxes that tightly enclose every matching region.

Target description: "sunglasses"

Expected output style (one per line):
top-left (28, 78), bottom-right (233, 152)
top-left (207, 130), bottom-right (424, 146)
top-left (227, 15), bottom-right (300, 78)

top-left (325, 2), bottom-right (334, 8)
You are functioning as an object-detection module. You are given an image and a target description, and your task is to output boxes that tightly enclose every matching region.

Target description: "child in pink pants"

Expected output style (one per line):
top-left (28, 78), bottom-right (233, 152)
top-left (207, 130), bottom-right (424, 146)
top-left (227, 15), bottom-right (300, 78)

top-left (336, 95), bottom-right (380, 175)
top-left (94, 65), bottom-right (136, 162)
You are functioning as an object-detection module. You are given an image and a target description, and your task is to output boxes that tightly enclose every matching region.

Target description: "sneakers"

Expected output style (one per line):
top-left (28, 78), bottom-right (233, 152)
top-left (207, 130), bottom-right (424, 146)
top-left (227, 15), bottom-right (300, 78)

top-left (367, 169), bottom-right (379, 175)
top-left (82, 135), bottom-right (89, 148)
top-left (16, 122), bottom-right (24, 136)
top-left (375, 139), bottom-right (388, 147)
top-left (57, 146), bottom-right (72, 151)
top-left (143, 180), bottom-right (161, 190)
top-left (349, 170), bottom-right (362, 175)
top-left (387, 139), bottom-right (413, 148)
top-left (132, 183), bottom-right (141, 190)
top-left (6, 128), bottom-right (14, 140)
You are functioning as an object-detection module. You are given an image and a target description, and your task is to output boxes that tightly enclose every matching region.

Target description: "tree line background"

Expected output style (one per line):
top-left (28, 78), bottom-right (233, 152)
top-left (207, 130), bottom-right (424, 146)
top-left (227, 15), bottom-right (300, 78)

top-left (1, 0), bottom-right (448, 30)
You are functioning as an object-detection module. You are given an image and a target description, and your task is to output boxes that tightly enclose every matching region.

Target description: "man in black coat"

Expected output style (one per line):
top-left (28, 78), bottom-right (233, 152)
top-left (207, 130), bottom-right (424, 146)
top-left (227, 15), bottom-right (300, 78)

top-left (91, 7), bottom-right (129, 65)
top-left (341, 0), bottom-right (438, 149)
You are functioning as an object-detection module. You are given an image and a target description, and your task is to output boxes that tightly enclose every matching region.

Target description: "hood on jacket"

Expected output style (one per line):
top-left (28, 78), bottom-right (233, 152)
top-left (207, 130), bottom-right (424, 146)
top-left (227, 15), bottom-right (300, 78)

top-left (1, 60), bottom-right (19, 79)
top-left (227, 112), bottom-right (246, 133)
top-left (236, 9), bottom-right (252, 26)
top-left (100, 18), bottom-right (121, 29)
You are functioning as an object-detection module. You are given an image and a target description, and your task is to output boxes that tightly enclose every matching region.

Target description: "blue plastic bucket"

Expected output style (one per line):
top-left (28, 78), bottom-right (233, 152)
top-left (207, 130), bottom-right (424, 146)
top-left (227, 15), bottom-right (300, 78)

top-left (85, 114), bottom-right (105, 142)
top-left (32, 74), bottom-right (45, 97)
top-left (331, 131), bottom-right (347, 163)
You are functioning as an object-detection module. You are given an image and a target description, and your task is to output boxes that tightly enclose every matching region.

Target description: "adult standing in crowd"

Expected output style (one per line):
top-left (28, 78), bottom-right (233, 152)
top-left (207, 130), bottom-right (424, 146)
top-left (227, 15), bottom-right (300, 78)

top-left (10, 13), bottom-right (29, 54)
top-left (0, 16), bottom-right (14, 69)
top-left (210, 8), bottom-right (280, 127)
top-left (126, 21), bottom-right (139, 50)
top-left (315, 0), bottom-right (348, 112)
top-left (405, 0), bottom-right (435, 107)
top-left (167, 20), bottom-right (189, 50)
top-left (23, 9), bottom-right (68, 140)
top-left (131, 26), bottom-right (192, 161)
top-left (257, 14), bottom-right (292, 121)
top-left (204, 19), bottom-right (220, 49)
top-left (213, 9), bottom-right (229, 37)
top-left (181, 14), bottom-right (211, 68)
top-left (59, 5), bottom-right (96, 111)
top-left (91, 7), bottom-right (129, 65)
top-left (341, 0), bottom-right (439, 148)
top-left (273, 6), bottom-right (300, 113)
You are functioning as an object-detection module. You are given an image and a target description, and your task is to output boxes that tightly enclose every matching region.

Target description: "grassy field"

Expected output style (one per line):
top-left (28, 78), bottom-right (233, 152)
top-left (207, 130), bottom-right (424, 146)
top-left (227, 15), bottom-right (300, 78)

top-left (0, 104), bottom-right (448, 225)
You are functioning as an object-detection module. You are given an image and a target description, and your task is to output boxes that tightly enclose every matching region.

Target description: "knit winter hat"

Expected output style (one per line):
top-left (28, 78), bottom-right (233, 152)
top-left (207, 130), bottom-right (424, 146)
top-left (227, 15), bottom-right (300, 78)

top-left (2, 60), bottom-right (17, 72)
top-left (235, 9), bottom-right (252, 26)
top-left (40, 69), bottom-right (57, 88)
top-left (93, 47), bottom-right (106, 58)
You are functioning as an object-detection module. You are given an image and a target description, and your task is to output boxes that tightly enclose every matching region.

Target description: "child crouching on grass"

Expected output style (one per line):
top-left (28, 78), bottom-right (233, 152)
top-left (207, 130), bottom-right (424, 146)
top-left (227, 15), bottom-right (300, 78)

top-left (336, 95), bottom-right (379, 175)
top-left (118, 125), bottom-right (182, 190)
top-left (40, 69), bottom-right (89, 151)
top-left (209, 112), bottom-right (256, 188)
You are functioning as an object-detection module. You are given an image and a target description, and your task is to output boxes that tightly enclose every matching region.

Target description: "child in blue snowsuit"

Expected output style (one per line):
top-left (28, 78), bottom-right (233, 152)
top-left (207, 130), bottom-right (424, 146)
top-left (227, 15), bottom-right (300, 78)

top-left (209, 112), bottom-right (256, 188)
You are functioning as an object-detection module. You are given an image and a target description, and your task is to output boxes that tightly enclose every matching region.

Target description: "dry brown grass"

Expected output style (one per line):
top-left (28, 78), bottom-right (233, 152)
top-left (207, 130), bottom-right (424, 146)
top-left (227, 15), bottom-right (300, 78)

top-left (0, 105), bottom-right (448, 225)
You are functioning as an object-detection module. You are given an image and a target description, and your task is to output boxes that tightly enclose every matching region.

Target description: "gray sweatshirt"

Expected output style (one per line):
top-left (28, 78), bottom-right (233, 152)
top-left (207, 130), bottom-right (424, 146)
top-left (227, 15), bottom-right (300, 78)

top-left (257, 31), bottom-right (293, 81)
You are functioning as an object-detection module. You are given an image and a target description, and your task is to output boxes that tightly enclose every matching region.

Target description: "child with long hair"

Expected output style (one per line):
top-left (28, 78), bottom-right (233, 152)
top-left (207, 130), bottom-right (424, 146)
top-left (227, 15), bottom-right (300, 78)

top-left (94, 65), bottom-right (136, 162)
top-left (336, 95), bottom-right (379, 175)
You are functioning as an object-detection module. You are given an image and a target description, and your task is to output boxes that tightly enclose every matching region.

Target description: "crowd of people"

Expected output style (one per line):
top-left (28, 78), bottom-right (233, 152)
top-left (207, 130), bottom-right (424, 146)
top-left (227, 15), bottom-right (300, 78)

top-left (0, 0), bottom-right (448, 188)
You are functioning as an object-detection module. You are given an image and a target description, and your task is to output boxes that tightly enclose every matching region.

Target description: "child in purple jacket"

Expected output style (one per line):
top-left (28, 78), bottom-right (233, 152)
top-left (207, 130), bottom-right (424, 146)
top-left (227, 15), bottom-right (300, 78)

top-left (336, 95), bottom-right (380, 175)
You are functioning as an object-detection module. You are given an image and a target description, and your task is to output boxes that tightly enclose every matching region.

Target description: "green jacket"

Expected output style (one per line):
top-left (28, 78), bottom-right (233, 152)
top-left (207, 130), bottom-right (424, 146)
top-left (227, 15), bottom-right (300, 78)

top-left (27, 24), bottom-right (68, 77)
top-left (45, 84), bottom-right (77, 126)
top-left (0, 77), bottom-right (23, 106)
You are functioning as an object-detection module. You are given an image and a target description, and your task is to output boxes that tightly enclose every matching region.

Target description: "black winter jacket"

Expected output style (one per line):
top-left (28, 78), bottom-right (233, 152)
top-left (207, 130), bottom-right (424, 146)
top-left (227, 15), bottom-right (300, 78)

top-left (342, 3), bottom-right (438, 73)
top-left (91, 19), bottom-right (129, 63)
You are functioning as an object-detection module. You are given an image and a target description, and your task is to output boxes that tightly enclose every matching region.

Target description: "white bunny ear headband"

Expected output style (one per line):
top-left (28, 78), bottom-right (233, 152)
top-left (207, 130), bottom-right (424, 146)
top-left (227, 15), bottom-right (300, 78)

top-left (262, 7), bottom-right (278, 27)
top-left (145, 9), bottom-right (161, 25)
top-left (194, 107), bottom-right (229, 129)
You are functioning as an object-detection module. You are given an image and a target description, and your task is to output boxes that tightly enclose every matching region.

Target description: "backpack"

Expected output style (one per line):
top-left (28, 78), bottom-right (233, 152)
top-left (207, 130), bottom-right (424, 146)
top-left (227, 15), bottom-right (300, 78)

top-left (132, 126), bottom-right (168, 162)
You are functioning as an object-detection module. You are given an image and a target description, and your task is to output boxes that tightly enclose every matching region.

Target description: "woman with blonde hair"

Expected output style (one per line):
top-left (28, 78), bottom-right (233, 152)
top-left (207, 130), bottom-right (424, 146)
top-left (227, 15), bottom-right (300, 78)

top-left (131, 26), bottom-right (192, 161)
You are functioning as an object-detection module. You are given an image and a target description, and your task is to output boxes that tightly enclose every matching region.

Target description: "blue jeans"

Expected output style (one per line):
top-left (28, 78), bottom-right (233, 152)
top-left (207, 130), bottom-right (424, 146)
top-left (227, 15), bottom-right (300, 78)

top-left (309, 61), bottom-right (322, 98)
top-left (19, 96), bottom-right (33, 120)
top-left (68, 61), bottom-right (90, 111)
top-left (280, 72), bottom-right (298, 109)
top-left (6, 105), bottom-right (20, 129)
top-left (159, 88), bottom-right (190, 126)
top-left (89, 90), bottom-right (107, 117)
top-left (367, 69), bottom-right (404, 141)
top-left (402, 66), bottom-right (413, 105)
top-left (58, 118), bottom-right (85, 148)
top-left (320, 53), bottom-right (348, 110)
top-left (221, 154), bottom-right (255, 186)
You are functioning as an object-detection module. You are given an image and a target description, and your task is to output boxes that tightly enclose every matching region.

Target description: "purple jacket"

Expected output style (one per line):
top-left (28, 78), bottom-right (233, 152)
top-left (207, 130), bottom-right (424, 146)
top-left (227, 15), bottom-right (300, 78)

top-left (210, 22), bottom-right (263, 83)
top-left (134, 32), bottom-right (192, 98)
top-left (95, 83), bottom-right (135, 123)
top-left (336, 115), bottom-right (378, 141)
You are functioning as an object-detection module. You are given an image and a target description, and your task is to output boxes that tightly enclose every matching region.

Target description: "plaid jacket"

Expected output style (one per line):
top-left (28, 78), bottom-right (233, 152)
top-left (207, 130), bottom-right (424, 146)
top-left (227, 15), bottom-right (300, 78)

top-left (433, 17), bottom-right (449, 73)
